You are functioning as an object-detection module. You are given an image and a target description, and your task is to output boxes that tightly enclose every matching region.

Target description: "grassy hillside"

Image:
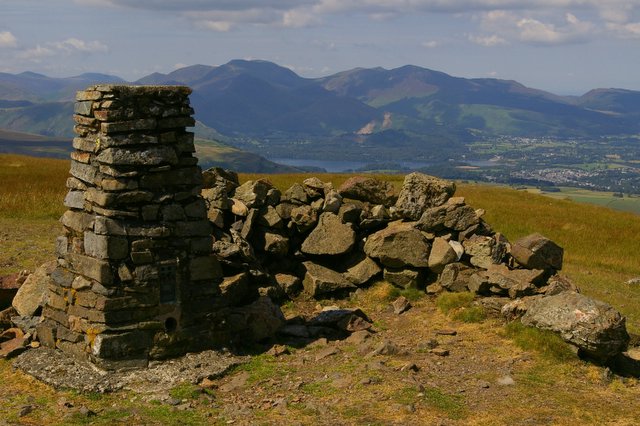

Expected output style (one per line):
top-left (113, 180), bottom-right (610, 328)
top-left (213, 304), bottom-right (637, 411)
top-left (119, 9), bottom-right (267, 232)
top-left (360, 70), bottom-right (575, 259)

top-left (195, 139), bottom-right (300, 173)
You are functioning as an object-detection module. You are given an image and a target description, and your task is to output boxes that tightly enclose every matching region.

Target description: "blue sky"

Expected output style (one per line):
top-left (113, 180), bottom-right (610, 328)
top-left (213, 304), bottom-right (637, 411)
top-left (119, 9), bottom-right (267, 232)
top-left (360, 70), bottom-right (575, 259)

top-left (2, 0), bottom-right (640, 95)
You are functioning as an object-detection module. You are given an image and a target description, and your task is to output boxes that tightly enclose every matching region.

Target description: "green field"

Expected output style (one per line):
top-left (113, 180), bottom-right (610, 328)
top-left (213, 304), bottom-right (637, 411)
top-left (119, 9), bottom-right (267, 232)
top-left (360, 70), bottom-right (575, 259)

top-left (534, 187), bottom-right (640, 215)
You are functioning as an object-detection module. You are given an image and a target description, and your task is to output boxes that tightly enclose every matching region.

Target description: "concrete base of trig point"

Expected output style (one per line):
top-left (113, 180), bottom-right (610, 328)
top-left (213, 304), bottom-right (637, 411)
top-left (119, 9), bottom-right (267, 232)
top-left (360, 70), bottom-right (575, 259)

top-left (37, 85), bottom-right (227, 370)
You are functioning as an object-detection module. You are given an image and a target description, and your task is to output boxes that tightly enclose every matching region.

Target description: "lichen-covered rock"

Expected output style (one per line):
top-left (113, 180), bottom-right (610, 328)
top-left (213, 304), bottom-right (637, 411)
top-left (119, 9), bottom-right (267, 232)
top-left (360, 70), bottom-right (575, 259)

top-left (363, 223), bottom-right (431, 268)
top-left (501, 296), bottom-right (544, 321)
top-left (338, 176), bottom-right (398, 206)
top-left (394, 173), bottom-right (456, 220)
top-left (511, 233), bottom-right (563, 271)
top-left (323, 189), bottom-right (343, 214)
top-left (290, 205), bottom-right (318, 233)
top-left (301, 213), bottom-right (356, 256)
top-left (521, 292), bottom-right (630, 362)
top-left (463, 234), bottom-right (509, 269)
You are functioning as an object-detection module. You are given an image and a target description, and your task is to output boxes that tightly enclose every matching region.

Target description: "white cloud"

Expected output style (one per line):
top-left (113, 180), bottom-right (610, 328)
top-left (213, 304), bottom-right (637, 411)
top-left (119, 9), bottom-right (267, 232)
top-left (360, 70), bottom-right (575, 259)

top-left (51, 38), bottom-right (109, 53)
top-left (18, 38), bottom-right (109, 62)
top-left (18, 45), bottom-right (56, 61)
top-left (468, 34), bottom-right (508, 46)
top-left (422, 40), bottom-right (440, 48)
top-left (75, 0), bottom-right (640, 42)
top-left (477, 10), bottom-right (594, 46)
top-left (0, 31), bottom-right (17, 48)
top-left (283, 8), bottom-right (320, 27)
top-left (516, 13), bottom-right (593, 45)
top-left (606, 21), bottom-right (640, 38)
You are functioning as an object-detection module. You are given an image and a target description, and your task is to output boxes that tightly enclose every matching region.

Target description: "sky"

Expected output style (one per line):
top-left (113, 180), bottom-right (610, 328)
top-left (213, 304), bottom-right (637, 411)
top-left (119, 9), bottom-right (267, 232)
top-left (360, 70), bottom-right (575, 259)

top-left (2, 0), bottom-right (640, 95)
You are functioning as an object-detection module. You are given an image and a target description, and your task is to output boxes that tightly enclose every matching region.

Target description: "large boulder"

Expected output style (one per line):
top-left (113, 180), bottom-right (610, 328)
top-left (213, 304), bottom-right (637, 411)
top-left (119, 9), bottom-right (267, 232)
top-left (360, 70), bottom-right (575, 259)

top-left (363, 223), bottom-right (431, 268)
top-left (302, 262), bottom-right (355, 297)
top-left (521, 292), bottom-right (630, 362)
top-left (394, 173), bottom-right (456, 220)
top-left (416, 197), bottom-right (479, 232)
top-left (12, 261), bottom-right (56, 316)
top-left (301, 213), bottom-right (356, 256)
top-left (338, 176), bottom-right (397, 206)
top-left (511, 233), bottom-right (563, 271)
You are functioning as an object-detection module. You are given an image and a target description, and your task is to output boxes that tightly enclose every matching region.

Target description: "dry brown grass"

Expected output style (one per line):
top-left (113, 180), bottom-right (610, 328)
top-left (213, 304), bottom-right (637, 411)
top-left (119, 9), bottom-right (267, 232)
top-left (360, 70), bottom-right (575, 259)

top-left (0, 154), bottom-right (68, 220)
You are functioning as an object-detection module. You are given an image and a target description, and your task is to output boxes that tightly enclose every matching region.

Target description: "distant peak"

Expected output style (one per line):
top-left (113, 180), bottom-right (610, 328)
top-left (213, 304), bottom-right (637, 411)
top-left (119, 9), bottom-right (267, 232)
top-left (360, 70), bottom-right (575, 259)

top-left (18, 71), bottom-right (47, 78)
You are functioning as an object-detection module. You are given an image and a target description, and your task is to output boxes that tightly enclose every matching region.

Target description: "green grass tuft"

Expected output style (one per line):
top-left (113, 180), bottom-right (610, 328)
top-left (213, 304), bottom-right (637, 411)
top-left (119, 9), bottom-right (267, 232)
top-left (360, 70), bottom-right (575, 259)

top-left (452, 306), bottom-right (486, 323)
top-left (435, 292), bottom-right (475, 315)
top-left (503, 321), bottom-right (577, 362)
top-left (168, 382), bottom-right (203, 400)
top-left (393, 386), bottom-right (466, 419)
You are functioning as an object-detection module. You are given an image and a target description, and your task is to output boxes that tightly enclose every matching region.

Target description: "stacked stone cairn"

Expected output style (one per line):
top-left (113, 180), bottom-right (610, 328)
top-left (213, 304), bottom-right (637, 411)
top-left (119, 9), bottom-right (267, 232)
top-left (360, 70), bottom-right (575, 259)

top-left (38, 86), bottom-right (229, 370)
top-left (205, 171), bottom-right (630, 363)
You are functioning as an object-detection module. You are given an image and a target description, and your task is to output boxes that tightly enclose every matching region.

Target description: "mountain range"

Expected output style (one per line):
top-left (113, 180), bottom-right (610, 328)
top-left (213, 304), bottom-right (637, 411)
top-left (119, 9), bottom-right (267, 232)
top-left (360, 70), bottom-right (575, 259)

top-left (0, 59), bottom-right (639, 163)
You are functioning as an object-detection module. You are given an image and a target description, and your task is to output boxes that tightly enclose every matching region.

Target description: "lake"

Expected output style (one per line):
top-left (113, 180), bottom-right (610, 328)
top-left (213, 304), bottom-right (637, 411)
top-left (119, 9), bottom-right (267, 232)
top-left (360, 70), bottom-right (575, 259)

top-left (269, 158), bottom-right (432, 173)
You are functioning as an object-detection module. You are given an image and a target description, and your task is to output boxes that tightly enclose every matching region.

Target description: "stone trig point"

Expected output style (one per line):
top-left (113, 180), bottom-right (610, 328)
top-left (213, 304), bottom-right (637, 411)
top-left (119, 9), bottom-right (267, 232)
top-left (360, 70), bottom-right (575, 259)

top-left (37, 85), bottom-right (225, 370)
